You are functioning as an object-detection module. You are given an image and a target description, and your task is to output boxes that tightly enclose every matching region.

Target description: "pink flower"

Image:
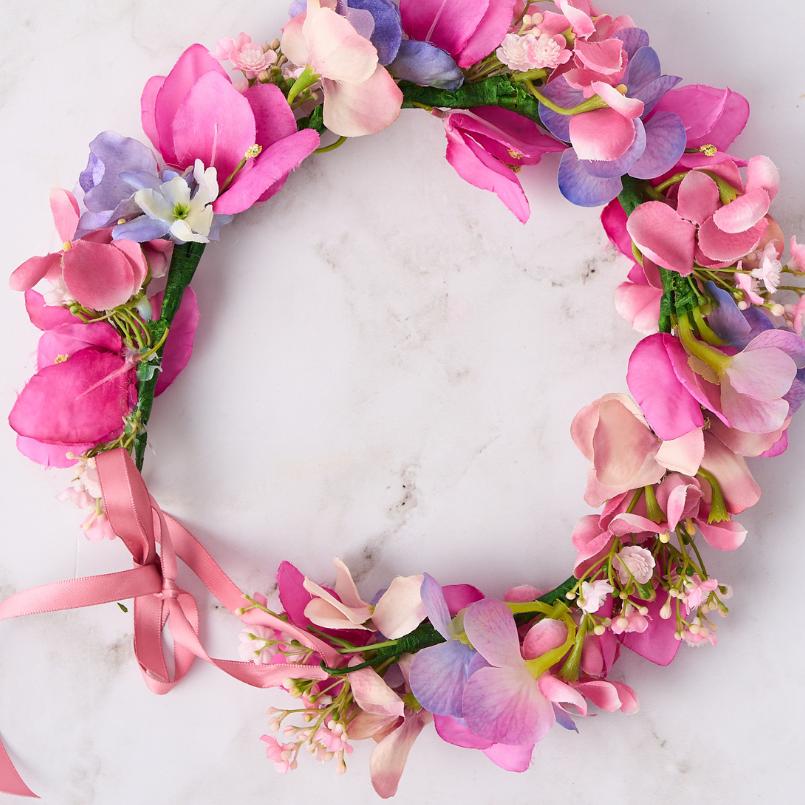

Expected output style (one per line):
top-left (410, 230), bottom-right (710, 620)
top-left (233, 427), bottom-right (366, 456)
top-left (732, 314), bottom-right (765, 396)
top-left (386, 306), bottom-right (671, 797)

top-left (10, 189), bottom-right (148, 312)
top-left (614, 545), bottom-right (655, 585)
top-left (750, 242), bottom-right (782, 293)
top-left (216, 33), bottom-right (277, 78)
top-left (626, 157), bottom-right (780, 275)
top-left (259, 735), bottom-right (297, 773)
top-left (141, 44), bottom-right (320, 215)
top-left (303, 559), bottom-right (426, 638)
top-left (496, 31), bottom-right (572, 71)
top-left (461, 601), bottom-right (586, 746)
top-left (281, 0), bottom-right (402, 137)
top-left (443, 106), bottom-right (566, 222)
top-left (399, 0), bottom-right (518, 69)
top-left (578, 580), bottom-right (613, 614)
top-left (682, 575), bottom-right (719, 610)
top-left (790, 236), bottom-right (805, 271)
top-left (571, 393), bottom-right (705, 507)
top-left (609, 605), bottom-right (649, 635)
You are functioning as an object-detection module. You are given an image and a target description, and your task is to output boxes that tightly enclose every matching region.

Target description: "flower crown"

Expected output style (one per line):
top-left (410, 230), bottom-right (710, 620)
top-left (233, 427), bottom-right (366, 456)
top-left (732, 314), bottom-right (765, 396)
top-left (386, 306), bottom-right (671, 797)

top-left (2, 0), bottom-right (804, 799)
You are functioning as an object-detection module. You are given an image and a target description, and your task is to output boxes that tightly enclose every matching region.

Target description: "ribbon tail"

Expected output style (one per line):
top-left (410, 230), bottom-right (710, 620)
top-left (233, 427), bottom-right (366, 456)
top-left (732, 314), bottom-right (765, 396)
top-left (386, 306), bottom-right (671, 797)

top-left (0, 738), bottom-right (38, 798)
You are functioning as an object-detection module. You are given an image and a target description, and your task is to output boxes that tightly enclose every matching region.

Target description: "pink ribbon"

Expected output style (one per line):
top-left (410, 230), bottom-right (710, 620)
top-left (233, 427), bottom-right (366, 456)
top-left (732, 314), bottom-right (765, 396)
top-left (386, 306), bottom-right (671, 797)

top-left (0, 448), bottom-right (339, 798)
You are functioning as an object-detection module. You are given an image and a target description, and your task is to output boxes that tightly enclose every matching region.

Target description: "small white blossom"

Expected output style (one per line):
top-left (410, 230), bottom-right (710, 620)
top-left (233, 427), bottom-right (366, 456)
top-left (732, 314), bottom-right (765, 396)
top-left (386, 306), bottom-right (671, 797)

top-left (578, 580), bottom-right (614, 613)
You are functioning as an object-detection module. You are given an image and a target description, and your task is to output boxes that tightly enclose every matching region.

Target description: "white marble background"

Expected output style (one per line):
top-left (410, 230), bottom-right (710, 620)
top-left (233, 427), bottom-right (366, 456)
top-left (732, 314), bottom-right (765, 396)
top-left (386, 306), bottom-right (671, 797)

top-left (0, 1), bottom-right (803, 803)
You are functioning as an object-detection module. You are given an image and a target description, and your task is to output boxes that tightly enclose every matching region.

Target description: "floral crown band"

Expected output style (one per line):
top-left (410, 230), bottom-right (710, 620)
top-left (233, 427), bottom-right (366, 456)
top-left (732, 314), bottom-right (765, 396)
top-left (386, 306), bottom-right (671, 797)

top-left (2, 0), bottom-right (804, 799)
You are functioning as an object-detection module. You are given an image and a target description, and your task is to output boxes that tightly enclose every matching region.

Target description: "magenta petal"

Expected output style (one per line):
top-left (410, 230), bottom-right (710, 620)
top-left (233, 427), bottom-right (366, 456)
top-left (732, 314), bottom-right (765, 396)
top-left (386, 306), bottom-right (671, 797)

top-left (462, 666), bottom-right (551, 745)
top-left (213, 129), bottom-right (320, 215)
top-left (277, 560), bottom-right (314, 628)
top-left (24, 289), bottom-right (76, 330)
top-left (10, 349), bottom-right (134, 444)
top-left (399, 0), bottom-right (487, 60)
top-left (570, 109), bottom-right (636, 161)
top-left (245, 83), bottom-right (297, 148)
top-left (153, 286), bottom-right (199, 395)
top-left (172, 72), bottom-right (256, 178)
top-left (627, 334), bottom-right (704, 440)
top-left (62, 241), bottom-right (136, 311)
top-left (627, 201), bottom-right (696, 274)
top-left (457, 0), bottom-right (518, 68)
top-left (621, 593), bottom-right (681, 666)
top-left (15, 435), bottom-right (91, 468)
top-left (10, 253), bottom-right (61, 292)
top-left (698, 216), bottom-right (767, 263)
top-left (601, 199), bottom-right (632, 257)
top-left (443, 583), bottom-right (484, 615)
top-left (433, 714), bottom-right (492, 749)
top-left (154, 44), bottom-right (228, 165)
top-left (37, 321), bottom-right (122, 369)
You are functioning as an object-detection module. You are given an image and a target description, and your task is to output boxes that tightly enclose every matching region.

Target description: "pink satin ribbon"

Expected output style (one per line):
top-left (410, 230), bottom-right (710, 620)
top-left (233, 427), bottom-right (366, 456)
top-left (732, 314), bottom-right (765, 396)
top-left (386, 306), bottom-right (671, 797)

top-left (0, 448), bottom-right (340, 798)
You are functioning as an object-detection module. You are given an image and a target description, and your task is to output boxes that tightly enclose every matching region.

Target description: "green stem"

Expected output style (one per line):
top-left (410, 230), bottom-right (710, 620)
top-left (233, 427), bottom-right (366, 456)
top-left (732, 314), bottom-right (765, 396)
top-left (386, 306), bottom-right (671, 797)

top-left (132, 242), bottom-right (206, 470)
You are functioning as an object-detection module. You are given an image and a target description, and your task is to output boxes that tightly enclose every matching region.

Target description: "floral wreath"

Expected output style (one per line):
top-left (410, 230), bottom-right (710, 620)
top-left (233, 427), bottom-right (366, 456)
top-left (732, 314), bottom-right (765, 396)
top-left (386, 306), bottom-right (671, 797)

top-left (2, 0), bottom-right (804, 799)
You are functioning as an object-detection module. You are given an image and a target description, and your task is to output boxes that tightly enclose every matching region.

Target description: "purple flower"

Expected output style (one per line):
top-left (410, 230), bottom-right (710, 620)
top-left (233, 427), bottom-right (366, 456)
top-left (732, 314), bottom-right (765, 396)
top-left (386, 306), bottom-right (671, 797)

top-left (390, 40), bottom-right (464, 90)
top-left (539, 32), bottom-right (686, 207)
top-left (76, 131), bottom-right (159, 237)
top-left (409, 575), bottom-right (483, 717)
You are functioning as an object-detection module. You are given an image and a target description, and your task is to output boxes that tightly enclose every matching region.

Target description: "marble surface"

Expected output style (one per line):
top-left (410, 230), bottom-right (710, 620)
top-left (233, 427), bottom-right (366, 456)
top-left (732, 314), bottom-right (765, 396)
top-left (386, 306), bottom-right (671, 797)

top-left (0, 1), bottom-right (804, 803)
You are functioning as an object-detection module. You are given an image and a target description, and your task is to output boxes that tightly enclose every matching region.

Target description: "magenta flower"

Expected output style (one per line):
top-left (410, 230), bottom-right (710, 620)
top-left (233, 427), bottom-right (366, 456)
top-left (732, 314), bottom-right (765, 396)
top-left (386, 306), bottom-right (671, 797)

top-left (10, 189), bottom-right (148, 311)
top-left (627, 157), bottom-right (780, 275)
top-left (10, 289), bottom-right (199, 468)
top-left (460, 600), bottom-right (585, 746)
top-left (141, 44), bottom-right (319, 214)
top-left (399, 0), bottom-right (517, 69)
top-left (443, 106), bottom-right (566, 222)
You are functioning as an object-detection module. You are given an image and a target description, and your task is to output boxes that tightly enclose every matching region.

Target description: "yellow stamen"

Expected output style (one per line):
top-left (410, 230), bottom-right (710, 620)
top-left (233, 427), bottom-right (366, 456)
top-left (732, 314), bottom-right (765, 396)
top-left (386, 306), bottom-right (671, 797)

top-left (54, 354), bottom-right (69, 364)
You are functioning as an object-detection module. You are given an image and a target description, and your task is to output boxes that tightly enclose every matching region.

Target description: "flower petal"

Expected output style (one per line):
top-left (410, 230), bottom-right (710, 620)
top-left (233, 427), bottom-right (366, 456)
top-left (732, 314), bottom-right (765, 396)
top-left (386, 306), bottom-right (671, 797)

top-left (350, 665), bottom-right (405, 717)
top-left (389, 40), bottom-right (463, 90)
top-left (697, 518), bottom-right (747, 551)
top-left (151, 286), bottom-right (200, 395)
top-left (628, 111), bottom-right (686, 181)
top-left (698, 215), bottom-right (768, 263)
top-left (621, 593), bottom-right (681, 666)
top-left (245, 83), bottom-right (298, 149)
top-left (373, 574), bottom-right (427, 639)
top-left (677, 170), bottom-right (720, 226)
top-left (409, 640), bottom-right (479, 716)
top-left (49, 189), bottom-right (80, 243)
top-left (712, 189), bottom-right (771, 235)
top-left (399, 0), bottom-right (487, 61)
top-left (370, 711), bottom-right (430, 799)
top-left (570, 108), bottom-right (637, 161)
top-left (463, 599), bottom-right (523, 668)
top-left (321, 65), bottom-right (403, 137)
top-left (700, 432), bottom-right (760, 514)
top-left (62, 241), bottom-right (137, 311)
top-left (522, 619), bottom-right (568, 660)
top-left (420, 573), bottom-right (451, 638)
top-left (305, 3), bottom-right (378, 83)
top-left (558, 149), bottom-right (623, 207)
top-left (627, 201), bottom-right (696, 274)
top-left (9, 253), bottom-right (62, 292)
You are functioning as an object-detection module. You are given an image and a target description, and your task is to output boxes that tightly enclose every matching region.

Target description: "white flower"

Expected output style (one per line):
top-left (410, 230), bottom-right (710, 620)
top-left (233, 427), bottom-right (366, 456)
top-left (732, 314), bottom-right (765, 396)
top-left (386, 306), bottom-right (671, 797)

top-left (496, 32), bottom-right (570, 72)
top-left (134, 160), bottom-right (218, 244)
top-left (578, 580), bottom-right (614, 613)
top-left (614, 545), bottom-right (656, 585)
top-left (750, 242), bottom-right (783, 294)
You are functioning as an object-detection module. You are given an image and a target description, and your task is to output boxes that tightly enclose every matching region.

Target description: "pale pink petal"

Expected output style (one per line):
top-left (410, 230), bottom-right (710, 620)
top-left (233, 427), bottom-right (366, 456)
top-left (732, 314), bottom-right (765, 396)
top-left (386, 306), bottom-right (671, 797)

top-left (321, 65), bottom-right (402, 137)
top-left (720, 382), bottom-right (789, 434)
top-left (726, 348), bottom-right (796, 401)
top-left (697, 518), bottom-right (747, 550)
top-left (574, 680), bottom-right (622, 712)
top-left (370, 712), bottom-right (430, 799)
top-left (590, 82), bottom-right (644, 119)
top-left (522, 619), bottom-right (568, 660)
top-left (575, 40), bottom-right (624, 75)
top-left (349, 665), bottom-right (405, 717)
top-left (304, 3), bottom-right (378, 83)
top-left (348, 710), bottom-right (399, 741)
top-left (9, 253), bottom-right (62, 292)
top-left (62, 241), bottom-right (137, 311)
top-left (49, 189), bottom-right (80, 243)
top-left (610, 681), bottom-right (639, 714)
top-left (332, 557), bottom-right (369, 608)
top-left (172, 71), bottom-right (256, 178)
top-left (463, 599), bottom-right (524, 669)
top-left (626, 201), bottom-right (696, 275)
top-left (572, 515), bottom-right (612, 572)
top-left (557, 0), bottom-right (595, 37)
top-left (608, 512), bottom-right (663, 536)
top-left (676, 170), bottom-right (720, 225)
top-left (708, 418), bottom-right (785, 458)
top-left (213, 129), bottom-right (320, 215)
top-left (462, 665), bottom-right (552, 745)
top-left (745, 155), bottom-right (780, 199)
top-left (700, 432), bottom-right (760, 514)
top-left (655, 428), bottom-right (705, 476)
top-left (303, 595), bottom-right (372, 630)
top-left (615, 281), bottom-right (661, 334)
top-left (154, 44), bottom-right (229, 166)
top-left (538, 674), bottom-right (587, 716)
top-left (372, 575), bottom-right (427, 639)
top-left (111, 239), bottom-right (148, 291)
top-left (570, 108), bottom-right (637, 161)
top-left (280, 12), bottom-right (309, 68)
top-left (791, 236), bottom-right (805, 271)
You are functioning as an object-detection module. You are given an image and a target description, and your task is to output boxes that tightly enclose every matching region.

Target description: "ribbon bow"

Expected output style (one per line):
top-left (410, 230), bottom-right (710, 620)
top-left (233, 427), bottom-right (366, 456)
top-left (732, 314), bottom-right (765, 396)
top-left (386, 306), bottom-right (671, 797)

top-left (0, 448), bottom-right (339, 798)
